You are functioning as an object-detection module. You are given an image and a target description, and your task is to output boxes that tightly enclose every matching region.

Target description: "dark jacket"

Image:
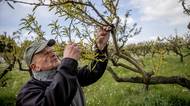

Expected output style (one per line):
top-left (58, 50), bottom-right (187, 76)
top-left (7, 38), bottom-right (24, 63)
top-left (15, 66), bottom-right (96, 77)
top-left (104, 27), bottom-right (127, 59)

top-left (16, 49), bottom-right (108, 106)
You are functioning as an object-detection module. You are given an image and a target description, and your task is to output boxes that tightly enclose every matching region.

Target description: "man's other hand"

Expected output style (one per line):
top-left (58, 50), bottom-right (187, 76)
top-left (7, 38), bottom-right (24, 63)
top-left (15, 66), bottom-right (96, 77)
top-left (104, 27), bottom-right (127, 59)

top-left (63, 43), bottom-right (81, 61)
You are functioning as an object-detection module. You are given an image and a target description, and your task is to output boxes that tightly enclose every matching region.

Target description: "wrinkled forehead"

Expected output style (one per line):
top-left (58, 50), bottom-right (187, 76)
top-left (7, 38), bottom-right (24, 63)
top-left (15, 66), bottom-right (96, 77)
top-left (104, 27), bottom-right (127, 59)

top-left (35, 46), bottom-right (53, 56)
top-left (32, 47), bottom-right (51, 62)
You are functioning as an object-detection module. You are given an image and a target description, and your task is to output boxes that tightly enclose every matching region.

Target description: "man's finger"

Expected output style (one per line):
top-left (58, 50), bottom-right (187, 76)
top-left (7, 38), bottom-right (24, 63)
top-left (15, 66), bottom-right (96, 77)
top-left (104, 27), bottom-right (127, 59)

top-left (102, 26), bottom-right (112, 32)
top-left (72, 43), bottom-right (77, 47)
top-left (97, 35), bottom-right (105, 39)
top-left (106, 26), bottom-right (112, 31)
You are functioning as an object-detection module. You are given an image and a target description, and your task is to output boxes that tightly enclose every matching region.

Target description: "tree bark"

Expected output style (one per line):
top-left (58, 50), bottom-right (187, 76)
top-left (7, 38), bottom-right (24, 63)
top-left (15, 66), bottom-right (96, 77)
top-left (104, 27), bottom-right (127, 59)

top-left (180, 54), bottom-right (184, 62)
top-left (17, 59), bottom-right (29, 71)
top-left (107, 68), bottom-right (190, 89)
top-left (0, 56), bottom-right (16, 80)
top-left (0, 64), bottom-right (13, 80)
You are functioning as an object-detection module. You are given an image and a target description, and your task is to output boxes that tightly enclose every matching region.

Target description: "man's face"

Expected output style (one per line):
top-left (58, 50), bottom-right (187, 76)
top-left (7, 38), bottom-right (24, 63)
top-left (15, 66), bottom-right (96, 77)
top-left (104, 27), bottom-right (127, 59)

top-left (30, 47), bottom-right (61, 71)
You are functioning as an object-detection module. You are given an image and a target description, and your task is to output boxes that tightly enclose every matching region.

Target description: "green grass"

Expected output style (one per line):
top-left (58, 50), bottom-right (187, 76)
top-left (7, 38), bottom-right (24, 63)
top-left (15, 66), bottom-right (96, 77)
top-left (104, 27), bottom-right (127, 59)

top-left (0, 66), bottom-right (29, 106)
top-left (84, 71), bottom-right (190, 106)
top-left (0, 54), bottom-right (190, 106)
top-left (84, 54), bottom-right (190, 106)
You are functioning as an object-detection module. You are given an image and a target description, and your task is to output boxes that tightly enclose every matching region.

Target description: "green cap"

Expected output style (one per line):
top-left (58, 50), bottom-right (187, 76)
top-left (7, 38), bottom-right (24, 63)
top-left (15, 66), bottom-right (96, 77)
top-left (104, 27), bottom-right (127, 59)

top-left (24, 39), bottom-right (56, 66)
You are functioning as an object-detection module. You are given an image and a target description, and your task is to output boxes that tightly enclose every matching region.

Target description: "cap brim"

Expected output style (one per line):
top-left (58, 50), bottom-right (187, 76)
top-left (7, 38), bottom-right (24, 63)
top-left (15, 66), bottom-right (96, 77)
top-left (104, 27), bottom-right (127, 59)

top-left (35, 39), bottom-right (56, 54)
top-left (47, 39), bottom-right (56, 47)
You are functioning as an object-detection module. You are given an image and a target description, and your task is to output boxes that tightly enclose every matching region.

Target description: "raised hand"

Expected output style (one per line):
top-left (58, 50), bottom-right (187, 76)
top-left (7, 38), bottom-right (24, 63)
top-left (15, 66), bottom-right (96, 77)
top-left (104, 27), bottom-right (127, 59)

top-left (63, 43), bottom-right (81, 61)
top-left (96, 26), bottom-right (111, 50)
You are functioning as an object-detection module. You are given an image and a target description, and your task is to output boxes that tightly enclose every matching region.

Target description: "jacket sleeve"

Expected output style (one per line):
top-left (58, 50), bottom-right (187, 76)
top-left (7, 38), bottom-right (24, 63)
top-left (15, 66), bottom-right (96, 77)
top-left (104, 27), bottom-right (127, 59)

top-left (16, 58), bottom-right (78, 106)
top-left (77, 46), bottom-right (108, 87)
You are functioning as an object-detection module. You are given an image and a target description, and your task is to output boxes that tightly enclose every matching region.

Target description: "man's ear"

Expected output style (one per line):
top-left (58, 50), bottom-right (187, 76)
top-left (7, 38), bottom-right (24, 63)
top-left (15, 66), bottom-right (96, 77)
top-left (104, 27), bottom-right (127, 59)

top-left (30, 64), bottom-right (35, 71)
top-left (30, 64), bottom-right (41, 72)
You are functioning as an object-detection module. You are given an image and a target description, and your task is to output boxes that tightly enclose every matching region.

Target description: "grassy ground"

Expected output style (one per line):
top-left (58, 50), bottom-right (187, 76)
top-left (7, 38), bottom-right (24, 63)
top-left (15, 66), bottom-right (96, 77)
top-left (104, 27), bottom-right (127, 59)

top-left (0, 67), bottom-right (30, 106)
top-left (0, 54), bottom-right (190, 106)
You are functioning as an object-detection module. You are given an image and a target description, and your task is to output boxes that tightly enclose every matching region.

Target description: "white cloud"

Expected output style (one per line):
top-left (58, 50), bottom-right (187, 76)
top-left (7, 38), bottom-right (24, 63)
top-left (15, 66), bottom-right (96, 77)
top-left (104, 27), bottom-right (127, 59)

top-left (119, 16), bottom-right (135, 26)
top-left (129, 0), bottom-right (188, 26)
top-left (127, 34), bottom-right (157, 44)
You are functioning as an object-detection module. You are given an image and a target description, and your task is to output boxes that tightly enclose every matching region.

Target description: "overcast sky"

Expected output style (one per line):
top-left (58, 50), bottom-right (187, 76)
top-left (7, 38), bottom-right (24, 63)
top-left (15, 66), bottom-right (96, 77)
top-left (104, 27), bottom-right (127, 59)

top-left (0, 0), bottom-right (189, 43)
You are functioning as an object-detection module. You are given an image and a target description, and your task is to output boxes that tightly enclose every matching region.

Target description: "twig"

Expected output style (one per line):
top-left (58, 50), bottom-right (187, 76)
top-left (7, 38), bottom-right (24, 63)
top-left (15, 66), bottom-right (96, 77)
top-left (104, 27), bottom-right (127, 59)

top-left (5, 0), bottom-right (91, 7)
top-left (72, 3), bottom-right (105, 27)
top-left (181, 0), bottom-right (190, 15)
top-left (88, 1), bottom-right (111, 25)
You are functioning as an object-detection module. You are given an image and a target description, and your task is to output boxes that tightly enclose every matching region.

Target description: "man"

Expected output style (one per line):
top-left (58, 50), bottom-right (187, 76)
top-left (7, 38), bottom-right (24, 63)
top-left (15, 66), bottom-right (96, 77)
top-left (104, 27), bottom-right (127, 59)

top-left (16, 26), bottom-right (110, 106)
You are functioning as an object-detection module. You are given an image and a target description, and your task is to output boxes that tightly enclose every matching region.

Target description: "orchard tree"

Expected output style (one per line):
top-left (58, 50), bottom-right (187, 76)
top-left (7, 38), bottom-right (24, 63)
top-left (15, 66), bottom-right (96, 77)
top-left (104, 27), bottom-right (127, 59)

top-left (167, 35), bottom-right (190, 62)
top-left (180, 0), bottom-right (190, 29)
top-left (0, 31), bottom-right (32, 83)
top-left (2, 0), bottom-right (190, 90)
top-left (0, 33), bottom-right (17, 80)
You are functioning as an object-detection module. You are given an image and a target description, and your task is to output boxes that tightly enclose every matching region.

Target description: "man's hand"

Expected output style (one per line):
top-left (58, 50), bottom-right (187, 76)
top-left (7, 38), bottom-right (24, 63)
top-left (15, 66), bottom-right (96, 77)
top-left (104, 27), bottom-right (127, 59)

top-left (96, 26), bottom-right (111, 50)
top-left (63, 43), bottom-right (81, 61)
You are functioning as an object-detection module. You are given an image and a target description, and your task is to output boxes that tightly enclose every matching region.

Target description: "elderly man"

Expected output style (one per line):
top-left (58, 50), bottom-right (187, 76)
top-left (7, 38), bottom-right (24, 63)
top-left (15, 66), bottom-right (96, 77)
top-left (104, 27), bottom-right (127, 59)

top-left (16, 27), bottom-right (110, 106)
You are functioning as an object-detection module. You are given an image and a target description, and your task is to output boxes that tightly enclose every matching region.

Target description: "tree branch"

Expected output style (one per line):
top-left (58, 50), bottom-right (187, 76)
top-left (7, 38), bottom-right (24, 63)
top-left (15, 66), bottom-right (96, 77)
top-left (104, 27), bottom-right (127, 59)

top-left (5, 0), bottom-right (91, 7)
top-left (0, 55), bottom-right (16, 80)
top-left (17, 59), bottom-right (29, 71)
top-left (72, 3), bottom-right (105, 26)
top-left (88, 1), bottom-right (110, 25)
top-left (118, 53), bottom-right (145, 74)
top-left (110, 58), bottom-right (140, 74)
top-left (181, 0), bottom-right (190, 15)
top-left (107, 67), bottom-right (190, 89)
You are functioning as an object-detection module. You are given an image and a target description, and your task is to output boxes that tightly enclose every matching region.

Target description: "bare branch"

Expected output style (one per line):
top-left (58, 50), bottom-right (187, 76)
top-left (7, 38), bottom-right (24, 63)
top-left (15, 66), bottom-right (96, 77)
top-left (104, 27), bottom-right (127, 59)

top-left (181, 0), bottom-right (190, 15)
top-left (118, 62), bottom-right (141, 74)
top-left (110, 58), bottom-right (141, 74)
top-left (72, 3), bottom-right (105, 26)
top-left (5, 0), bottom-right (91, 7)
top-left (107, 67), bottom-right (190, 89)
top-left (111, 28), bottom-right (120, 54)
top-left (88, 1), bottom-right (111, 25)
top-left (118, 54), bottom-right (144, 73)
top-left (0, 55), bottom-right (16, 80)
top-left (68, 19), bottom-right (74, 42)
top-left (115, 0), bottom-right (120, 9)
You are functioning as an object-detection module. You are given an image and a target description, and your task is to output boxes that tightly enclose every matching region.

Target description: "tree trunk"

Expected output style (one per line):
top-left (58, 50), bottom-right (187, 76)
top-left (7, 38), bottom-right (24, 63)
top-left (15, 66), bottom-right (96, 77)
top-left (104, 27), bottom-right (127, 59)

top-left (0, 64), bottom-right (14, 80)
top-left (180, 54), bottom-right (184, 62)
top-left (107, 68), bottom-right (190, 90)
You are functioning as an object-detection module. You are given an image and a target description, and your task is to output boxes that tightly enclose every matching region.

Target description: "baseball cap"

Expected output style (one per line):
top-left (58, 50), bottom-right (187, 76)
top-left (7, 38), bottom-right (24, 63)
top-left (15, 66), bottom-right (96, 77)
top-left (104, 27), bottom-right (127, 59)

top-left (24, 39), bottom-right (56, 66)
